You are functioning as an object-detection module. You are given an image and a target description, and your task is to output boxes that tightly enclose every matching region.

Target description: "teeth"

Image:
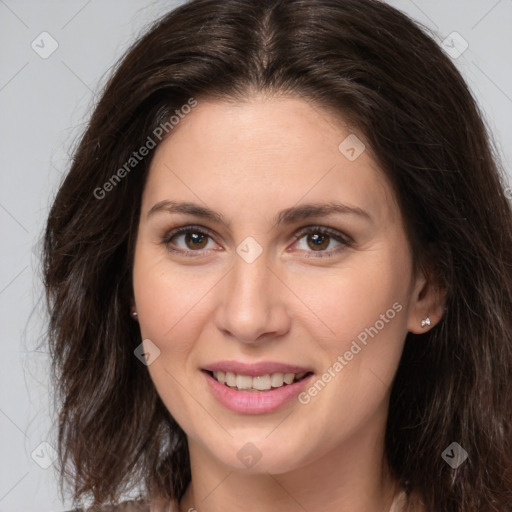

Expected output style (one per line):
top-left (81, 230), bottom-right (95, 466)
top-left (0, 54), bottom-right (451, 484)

top-left (270, 373), bottom-right (284, 387)
top-left (225, 371), bottom-right (236, 387)
top-left (212, 370), bottom-right (309, 391)
top-left (236, 374), bottom-right (253, 389)
top-left (253, 374), bottom-right (271, 391)
top-left (283, 373), bottom-right (295, 385)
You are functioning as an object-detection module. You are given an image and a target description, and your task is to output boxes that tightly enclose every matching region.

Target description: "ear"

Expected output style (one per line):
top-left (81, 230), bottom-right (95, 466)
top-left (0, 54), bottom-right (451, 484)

top-left (407, 267), bottom-right (446, 334)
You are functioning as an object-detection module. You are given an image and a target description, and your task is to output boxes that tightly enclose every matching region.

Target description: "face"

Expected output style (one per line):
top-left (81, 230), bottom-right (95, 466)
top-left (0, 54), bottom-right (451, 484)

top-left (132, 95), bottom-right (432, 474)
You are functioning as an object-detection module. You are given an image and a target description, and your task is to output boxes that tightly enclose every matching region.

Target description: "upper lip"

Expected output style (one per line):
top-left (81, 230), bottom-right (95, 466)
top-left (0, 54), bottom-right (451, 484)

top-left (202, 360), bottom-right (313, 377)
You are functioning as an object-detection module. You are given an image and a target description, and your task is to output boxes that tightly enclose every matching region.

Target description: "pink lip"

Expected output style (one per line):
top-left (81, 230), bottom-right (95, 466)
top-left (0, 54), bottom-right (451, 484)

top-left (202, 360), bottom-right (312, 377)
top-left (202, 370), bottom-right (314, 414)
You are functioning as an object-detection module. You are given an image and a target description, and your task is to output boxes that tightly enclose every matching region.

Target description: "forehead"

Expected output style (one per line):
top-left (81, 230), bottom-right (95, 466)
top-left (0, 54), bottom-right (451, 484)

top-left (142, 95), bottom-right (398, 227)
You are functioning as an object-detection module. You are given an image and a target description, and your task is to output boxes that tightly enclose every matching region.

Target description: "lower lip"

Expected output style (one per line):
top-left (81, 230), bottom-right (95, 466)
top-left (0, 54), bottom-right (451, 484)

top-left (203, 371), bottom-right (313, 414)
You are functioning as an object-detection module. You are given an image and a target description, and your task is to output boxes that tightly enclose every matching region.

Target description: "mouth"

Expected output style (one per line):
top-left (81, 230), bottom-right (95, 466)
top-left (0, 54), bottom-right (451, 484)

top-left (203, 369), bottom-right (313, 392)
top-left (201, 361), bottom-right (314, 414)
top-left (201, 362), bottom-right (315, 413)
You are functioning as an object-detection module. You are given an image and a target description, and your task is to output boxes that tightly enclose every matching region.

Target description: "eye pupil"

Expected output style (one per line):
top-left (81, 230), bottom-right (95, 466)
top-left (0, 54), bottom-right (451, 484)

top-left (186, 232), bottom-right (208, 249)
top-left (307, 233), bottom-right (329, 250)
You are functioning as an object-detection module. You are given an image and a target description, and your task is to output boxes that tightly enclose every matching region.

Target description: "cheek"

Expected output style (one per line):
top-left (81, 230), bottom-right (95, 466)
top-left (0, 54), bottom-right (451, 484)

top-left (291, 243), bottom-right (412, 352)
top-left (133, 260), bottom-right (216, 357)
top-left (131, 245), bottom-right (217, 432)
top-left (294, 242), bottom-right (412, 427)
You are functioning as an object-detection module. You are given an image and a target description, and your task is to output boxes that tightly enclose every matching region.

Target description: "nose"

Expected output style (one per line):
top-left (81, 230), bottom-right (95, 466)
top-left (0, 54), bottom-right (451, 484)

top-left (213, 251), bottom-right (291, 344)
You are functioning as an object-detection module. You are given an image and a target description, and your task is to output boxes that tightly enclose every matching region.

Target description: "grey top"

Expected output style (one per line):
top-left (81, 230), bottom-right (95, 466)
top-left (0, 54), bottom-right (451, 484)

top-left (65, 490), bottom-right (410, 512)
top-left (65, 501), bottom-right (147, 512)
top-left (64, 500), bottom-right (178, 512)
top-left (65, 501), bottom-right (149, 512)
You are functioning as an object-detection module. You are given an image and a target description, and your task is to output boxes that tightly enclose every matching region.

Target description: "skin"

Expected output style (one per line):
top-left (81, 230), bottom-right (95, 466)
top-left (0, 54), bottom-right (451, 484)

top-left (131, 94), bottom-right (444, 512)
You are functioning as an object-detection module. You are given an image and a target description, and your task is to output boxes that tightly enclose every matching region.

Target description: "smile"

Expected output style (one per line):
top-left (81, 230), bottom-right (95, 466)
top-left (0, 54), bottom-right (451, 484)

top-left (208, 370), bottom-right (311, 392)
top-left (201, 362), bottom-right (315, 414)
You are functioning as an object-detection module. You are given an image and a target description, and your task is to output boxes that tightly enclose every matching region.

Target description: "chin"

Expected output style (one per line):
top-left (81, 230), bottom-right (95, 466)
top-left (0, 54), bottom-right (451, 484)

top-left (202, 432), bottom-right (310, 474)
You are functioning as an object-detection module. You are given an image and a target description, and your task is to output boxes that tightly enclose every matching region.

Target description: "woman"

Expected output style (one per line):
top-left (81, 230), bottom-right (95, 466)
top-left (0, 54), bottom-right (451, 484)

top-left (43, 0), bottom-right (512, 511)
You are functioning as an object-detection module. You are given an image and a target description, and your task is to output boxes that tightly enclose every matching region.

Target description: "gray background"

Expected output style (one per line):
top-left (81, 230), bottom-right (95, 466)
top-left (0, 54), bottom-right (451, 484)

top-left (0, 1), bottom-right (511, 511)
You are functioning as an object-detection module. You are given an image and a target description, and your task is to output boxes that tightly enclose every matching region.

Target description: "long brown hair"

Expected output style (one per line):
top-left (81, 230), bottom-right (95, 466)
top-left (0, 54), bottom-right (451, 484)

top-left (43, 0), bottom-right (512, 510)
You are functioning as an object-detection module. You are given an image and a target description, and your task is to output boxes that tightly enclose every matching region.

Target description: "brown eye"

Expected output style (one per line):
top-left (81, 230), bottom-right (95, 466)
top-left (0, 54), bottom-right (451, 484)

top-left (163, 226), bottom-right (217, 255)
top-left (307, 232), bottom-right (331, 251)
top-left (183, 231), bottom-right (208, 249)
top-left (293, 226), bottom-right (351, 258)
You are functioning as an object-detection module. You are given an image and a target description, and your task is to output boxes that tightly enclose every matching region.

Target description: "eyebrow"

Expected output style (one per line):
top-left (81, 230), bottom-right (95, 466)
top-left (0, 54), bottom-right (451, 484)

top-left (147, 200), bottom-right (373, 228)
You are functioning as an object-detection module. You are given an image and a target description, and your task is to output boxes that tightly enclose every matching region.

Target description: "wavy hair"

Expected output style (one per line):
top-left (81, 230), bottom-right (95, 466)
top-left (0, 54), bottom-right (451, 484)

top-left (43, 0), bottom-right (512, 510)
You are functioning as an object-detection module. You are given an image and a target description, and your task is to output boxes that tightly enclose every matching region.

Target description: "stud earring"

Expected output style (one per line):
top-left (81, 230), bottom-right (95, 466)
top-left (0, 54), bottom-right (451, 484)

top-left (421, 317), bottom-right (431, 328)
top-left (131, 310), bottom-right (138, 319)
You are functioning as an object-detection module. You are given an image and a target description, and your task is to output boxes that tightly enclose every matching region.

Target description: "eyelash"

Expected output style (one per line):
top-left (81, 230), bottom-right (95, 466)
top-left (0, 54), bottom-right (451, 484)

top-left (161, 225), bottom-right (352, 259)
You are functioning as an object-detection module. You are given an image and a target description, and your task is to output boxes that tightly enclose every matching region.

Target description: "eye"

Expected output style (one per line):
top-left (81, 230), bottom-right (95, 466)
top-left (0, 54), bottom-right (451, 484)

top-left (291, 226), bottom-right (351, 258)
top-left (162, 224), bottom-right (352, 259)
top-left (162, 226), bottom-right (218, 256)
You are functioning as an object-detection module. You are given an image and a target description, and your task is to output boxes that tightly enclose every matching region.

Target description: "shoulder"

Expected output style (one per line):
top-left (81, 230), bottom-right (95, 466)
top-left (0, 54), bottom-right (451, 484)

top-left (63, 499), bottom-right (169, 512)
